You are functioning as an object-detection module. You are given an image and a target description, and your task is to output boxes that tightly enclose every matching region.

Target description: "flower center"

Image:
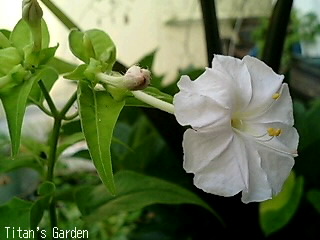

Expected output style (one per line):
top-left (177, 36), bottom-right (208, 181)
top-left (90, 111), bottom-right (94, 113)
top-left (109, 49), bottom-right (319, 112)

top-left (231, 118), bottom-right (245, 131)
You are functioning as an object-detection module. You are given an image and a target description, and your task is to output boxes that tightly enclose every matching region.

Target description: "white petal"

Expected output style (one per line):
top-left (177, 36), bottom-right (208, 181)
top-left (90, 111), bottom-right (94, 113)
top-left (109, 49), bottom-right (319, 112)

top-left (240, 137), bottom-right (272, 203)
top-left (183, 126), bottom-right (233, 173)
top-left (174, 71), bottom-right (231, 128)
top-left (258, 144), bottom-right (295, 196)
top-left (242, 56), bottom-right (283, 115)
top-left (245, 84), bottom-right (294, 126)
top-left (244, 122), bottom-right (299, 156)
top-left (212, 54), bottom-right (252, 111)
top-left (191, 133), bottom-right (248, 197)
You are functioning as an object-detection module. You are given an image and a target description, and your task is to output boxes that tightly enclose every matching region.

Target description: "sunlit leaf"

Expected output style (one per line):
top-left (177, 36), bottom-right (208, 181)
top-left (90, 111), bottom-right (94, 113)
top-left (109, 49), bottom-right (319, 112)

top-left (259, 172), bottom-right (304, 236)
top-left (77, 81), bottom-right (125, 195)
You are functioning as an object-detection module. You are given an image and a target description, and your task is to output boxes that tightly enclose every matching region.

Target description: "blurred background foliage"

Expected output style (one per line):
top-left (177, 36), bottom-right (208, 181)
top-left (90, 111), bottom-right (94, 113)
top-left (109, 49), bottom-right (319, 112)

top-left (1, 0), bottom-right (320, 239)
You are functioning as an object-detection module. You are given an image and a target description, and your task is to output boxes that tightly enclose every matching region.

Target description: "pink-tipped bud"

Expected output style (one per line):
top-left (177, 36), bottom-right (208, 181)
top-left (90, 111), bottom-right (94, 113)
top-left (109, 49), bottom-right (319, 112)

top-left (124, 66), bottom-right (151, 90)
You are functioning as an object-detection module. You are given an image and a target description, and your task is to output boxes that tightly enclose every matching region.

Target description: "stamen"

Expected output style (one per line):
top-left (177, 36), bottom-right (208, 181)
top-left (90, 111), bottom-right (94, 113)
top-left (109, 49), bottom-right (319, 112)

top-left (272, 93), bottom-right (281, 100)
top-left (267, 128), bottom-right (282, 136)
top-left (251, 132), bottom-right (274, 142)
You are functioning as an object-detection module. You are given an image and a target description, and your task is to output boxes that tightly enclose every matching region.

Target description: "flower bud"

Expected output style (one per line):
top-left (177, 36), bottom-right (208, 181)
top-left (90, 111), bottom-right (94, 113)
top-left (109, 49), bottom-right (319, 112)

top-left (22, 0), bottom-right (43, 27)
top-left (96, 66), bottom-right (151, 91)
top-left (22, 0), bottom-right (43, 51)
top-left (123, 66), bottom-right (151, 90)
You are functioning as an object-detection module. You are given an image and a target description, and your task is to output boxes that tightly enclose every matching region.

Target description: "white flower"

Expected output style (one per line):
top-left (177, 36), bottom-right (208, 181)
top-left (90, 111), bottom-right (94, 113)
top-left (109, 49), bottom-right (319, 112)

top-left (173, 55), bottom-right (299, 203)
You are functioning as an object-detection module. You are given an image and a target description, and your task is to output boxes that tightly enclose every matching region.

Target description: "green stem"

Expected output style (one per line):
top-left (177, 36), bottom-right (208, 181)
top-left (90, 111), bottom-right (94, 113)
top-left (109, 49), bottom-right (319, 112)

top-left (46, 118), bottom-right (61, 181)
top-left (48, 200), bottom-right (58, 236)
top-left (46, 117), bottom-right (61, 238)
top-left (59, 91), bottom-right (77, 118)
top-left (131, 90), bottom-right (175, 114)
top-left (38, 85), bottom-right (78, 238)
top-left (40, 0), bottom-right (80, 30)
top-left (38, 80), bottom-right (58, 116)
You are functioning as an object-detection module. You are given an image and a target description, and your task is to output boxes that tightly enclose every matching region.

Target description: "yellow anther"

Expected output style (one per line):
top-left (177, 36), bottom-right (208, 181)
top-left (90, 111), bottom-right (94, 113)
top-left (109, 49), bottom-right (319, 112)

top-left (267, 128), bottom-right (282, 136)
top-left (272, 93), bottom-right (281, 100)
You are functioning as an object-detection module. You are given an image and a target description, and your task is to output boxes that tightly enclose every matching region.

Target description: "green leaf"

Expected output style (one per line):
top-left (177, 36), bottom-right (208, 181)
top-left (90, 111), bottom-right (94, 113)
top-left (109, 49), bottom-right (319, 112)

top-left (295, 99), bottom-right (320, 150)
top-left (63, 64), bottom-right (87, 80)
top-left (85, 29), bottom-right (116, 68)
top-left (68, 29), bottom-right (116, 70)
top-left (68, 29), bottom-right (87, 62)
top-left (0, 47), bottom-right (22, 76)
top-left (307, 189), bottom-right (320, 213)
top-left (259, 172), bottom-right (304, 236)
top-left (0, 31), bottom-right (11, 48)
top-left (47, 57), bottom-right (77, 74)
top-left (77, 81), bottom-right (125, 195)
top-left (75, 171), bottom-right (221, 224)
top-left (0, 156), bottom-right (42, 174)
top-left (0, 197), bottom-right (32, 231)
top-left (38, 181), bottom-right (55, 196)
top-left (10, 19), bottom-right (50, 51)
top-left (0, 29), bottom-right (11, 39)
top-left (28, 66), bottom-right (59, 104)
top-left (0, 76), bottom-right (38, 156)
top-left (38, 45), bottom-right (59, 65)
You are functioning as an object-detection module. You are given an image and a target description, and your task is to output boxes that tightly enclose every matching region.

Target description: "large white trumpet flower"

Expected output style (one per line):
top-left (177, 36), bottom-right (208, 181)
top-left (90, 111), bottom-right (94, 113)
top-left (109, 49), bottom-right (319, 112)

top-left (174, 55), bottom-right (299, 203)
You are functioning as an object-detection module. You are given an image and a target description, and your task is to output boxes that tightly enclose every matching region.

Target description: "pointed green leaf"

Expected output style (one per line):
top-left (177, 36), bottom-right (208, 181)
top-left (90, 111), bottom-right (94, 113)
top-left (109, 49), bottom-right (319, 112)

top-left (38, 45), bottom-right (59, 65)
top-left (77, 81), bottom-right (125, 195)
top-left (63, 64), bottom-right (87, 80)
top-left (10, 19), bottom-right (50, 51)
top-left (259, 172), bottom-right (304, 236)
top-left (0, 76), bottom-right (38, 156)
top-left (75, 171), bottom-right (222, 224)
